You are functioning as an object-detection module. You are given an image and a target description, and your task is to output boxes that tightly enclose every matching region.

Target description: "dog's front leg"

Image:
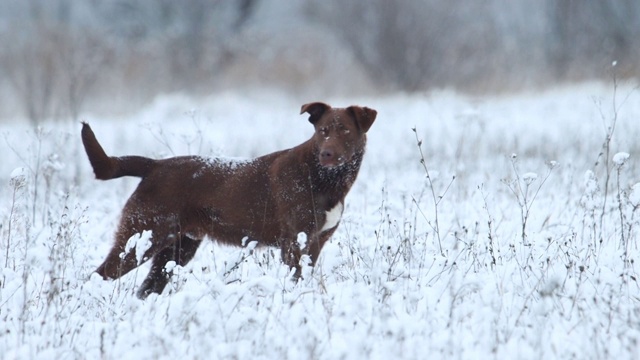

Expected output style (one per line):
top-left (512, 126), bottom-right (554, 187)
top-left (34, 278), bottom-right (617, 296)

top-left (305, 228), bottom-right (337, 269)
top-left (280, 234), bottom-right (303, 280)
top-left (280, 228), bottom-right (333, 280)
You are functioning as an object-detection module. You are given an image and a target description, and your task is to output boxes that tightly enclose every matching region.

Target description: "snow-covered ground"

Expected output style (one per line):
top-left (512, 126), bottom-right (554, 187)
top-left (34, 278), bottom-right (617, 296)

top-left (1, 82), bottom-right (639, 359)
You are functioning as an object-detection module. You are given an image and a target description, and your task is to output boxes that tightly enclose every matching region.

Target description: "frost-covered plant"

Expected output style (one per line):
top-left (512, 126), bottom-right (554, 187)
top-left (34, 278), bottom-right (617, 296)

top-left (141, 110), bottom-right (210, 157)
top-left (4, 127), bottom-right (64, 228)
top-left (7, 167), bottom-right (35, 344)
top-left (5, 167), bottom-right (31, 270)
top-left (41, 200), bottom-right (87, 331)
top-left (411, 127), bottom-right (455, 255)
top-left (628, 183), bottom-right (640, 248)
top-left (41, 153), bottom-right (64, 225)
top-left (580, 169), bottom-right (600, 248)
top-left (478, 184), bottom-right (498, 269)
top-left (609, 151), bottom-right (640, 275)
top-left (503, 154), bottom-right (557, 244)
top-left (591, 66), bottom-right (638, 242)
top-left (613, 152), bottom-right (630, 250)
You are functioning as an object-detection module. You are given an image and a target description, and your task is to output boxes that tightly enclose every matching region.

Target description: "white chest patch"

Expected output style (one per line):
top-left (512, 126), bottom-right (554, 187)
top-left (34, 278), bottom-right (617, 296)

top-left (321, 202), bottom-right (344, 232)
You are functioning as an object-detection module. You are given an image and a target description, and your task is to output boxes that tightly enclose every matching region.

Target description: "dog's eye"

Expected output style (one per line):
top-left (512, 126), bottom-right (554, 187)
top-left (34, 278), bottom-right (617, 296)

top-left (337, 125), bottom-right (350, 134)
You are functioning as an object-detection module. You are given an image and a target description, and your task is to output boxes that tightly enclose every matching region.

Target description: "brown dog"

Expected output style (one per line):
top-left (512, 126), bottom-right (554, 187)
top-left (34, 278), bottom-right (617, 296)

top-left (82, 102), bottom-right (376, 298)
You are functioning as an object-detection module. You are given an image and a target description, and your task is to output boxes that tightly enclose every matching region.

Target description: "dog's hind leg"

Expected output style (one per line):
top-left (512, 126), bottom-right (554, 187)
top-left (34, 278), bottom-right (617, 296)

top-left (95, 213), bottom-right (181, 281)
top-left (137, 234), bottom-right (202, 299)
top-left (280, 237), bottom-right (303, 280)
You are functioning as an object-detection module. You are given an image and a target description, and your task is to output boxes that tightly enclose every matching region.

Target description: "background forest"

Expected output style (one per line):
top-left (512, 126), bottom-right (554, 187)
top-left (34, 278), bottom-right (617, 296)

top-left (0, 0), bottom-right (639, 123)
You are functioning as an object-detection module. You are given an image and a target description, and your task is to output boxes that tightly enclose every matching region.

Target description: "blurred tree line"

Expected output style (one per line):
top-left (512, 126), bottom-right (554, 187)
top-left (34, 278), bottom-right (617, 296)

top-left (313, 0), bottom-right (640, 91)
top-left (0, 0), bottom-right (638, 123)
top-left (0, 0), bottom-right (252, 122)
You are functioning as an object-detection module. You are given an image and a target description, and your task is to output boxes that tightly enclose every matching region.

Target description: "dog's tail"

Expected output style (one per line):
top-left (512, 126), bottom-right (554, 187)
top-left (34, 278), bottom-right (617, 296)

top-left (81, 122), bottom-right (155, 180)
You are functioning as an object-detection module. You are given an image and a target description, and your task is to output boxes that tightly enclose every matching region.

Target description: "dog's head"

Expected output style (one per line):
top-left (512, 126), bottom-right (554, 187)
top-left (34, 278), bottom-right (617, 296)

top-left (301, 102), bottom-right (377, 168)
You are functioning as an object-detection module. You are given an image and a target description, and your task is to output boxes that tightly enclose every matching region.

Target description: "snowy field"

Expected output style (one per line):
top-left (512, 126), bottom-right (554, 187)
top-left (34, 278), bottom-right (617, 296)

top-left (1, 82), bottom-right (640, 359)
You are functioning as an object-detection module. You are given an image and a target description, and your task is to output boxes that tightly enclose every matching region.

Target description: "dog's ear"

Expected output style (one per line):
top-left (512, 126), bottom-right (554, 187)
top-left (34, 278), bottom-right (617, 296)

top-left (348, 106), bottom-right (377, 133)
top-left (300, 102), bottom-right (330, 124)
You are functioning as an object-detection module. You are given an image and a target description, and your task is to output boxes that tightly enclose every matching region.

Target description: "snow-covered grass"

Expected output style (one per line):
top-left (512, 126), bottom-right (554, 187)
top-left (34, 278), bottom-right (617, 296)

top-left (1, 82), bottom-right (640, 359)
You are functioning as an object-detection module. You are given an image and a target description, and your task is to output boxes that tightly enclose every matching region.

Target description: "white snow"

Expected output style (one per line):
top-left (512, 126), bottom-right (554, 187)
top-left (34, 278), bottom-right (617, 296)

top-left (1, 82), bottom-right (640, 359)
top-left (296, 232), bottom-right (307, 250)
top-left (10, 166), bottom-right (28, 181)
top-left (9, 167), bottom-right (29, 189)
top-left (122, 230), bottom-right (153, 265)
top-left (613, 152), bottom-right (630, 166)
top-left (522, 172), bottom-right (538, 184)
top-left (164, 260), bottom-right (176, 273)
top-left (245, 240), bottom-right (258, 251)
